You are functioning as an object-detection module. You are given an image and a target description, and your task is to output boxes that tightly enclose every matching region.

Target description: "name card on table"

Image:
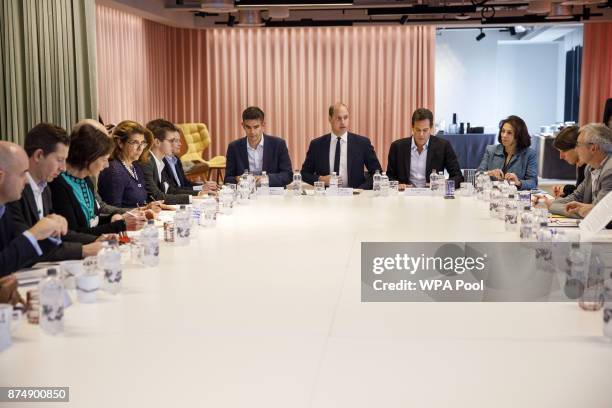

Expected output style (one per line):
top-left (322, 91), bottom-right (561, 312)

top-left (402, 188), bottom-right (432, 196)
top-left (269, 187), bottom-right (285, 195)
top-left (324, 187), bottom-right (353, 196)
top-left (580, 192), bottom-right (612, 239)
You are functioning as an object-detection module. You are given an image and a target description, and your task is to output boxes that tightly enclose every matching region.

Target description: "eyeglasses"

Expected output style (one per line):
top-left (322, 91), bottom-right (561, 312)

top-left (126, 140), bottom-right (148, 148)
top-left (165, 138), bottom-right (181, 145)
top-left (575, 142), bottom-right (594, 148)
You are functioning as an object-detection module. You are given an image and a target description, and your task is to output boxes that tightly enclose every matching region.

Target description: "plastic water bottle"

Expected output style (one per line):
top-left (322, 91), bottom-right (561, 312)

top-left (329, 171), bottom-right (339, 190)
top-left (504, 194), bottom-right (517, 230)
top-left (519, 206), bottom-right (533, 240)
top-left (292, 171), bottom-right (302, 196)
top-left (373, 170), bottom-right (382, 196)
top-left (98, 239), bottom-right (122, 294)
top-left (579, 253), bottom-right (604, 311)
top-left (39, 268), bottom-right (64, 335)
top-left (141, 219), bottom-right (159, 267)
top-left (380, 172), bottom-right (390, 197)
top-left (603, 271), bottom-right (612, 338)
top-left (489, 186), bottom-right (501, 217)
top-left (247, 171), bottom-right (256, 197)
top-left (174, 205), bottom-right (191, 246)
top-left (238, 176), bottom-right (250, 203)
top-left (430, 169), bottom-right (439, 194)
top-left (533, 198), bottom-right (549, 235)
top-left (259, 171), bottom-right (270, 195)
top-left (437, 171), bottom-right (445, 195)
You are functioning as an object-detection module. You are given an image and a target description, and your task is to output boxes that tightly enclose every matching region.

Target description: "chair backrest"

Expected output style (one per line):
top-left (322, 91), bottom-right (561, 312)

top-left (176, 123), bottom-right (211, 161)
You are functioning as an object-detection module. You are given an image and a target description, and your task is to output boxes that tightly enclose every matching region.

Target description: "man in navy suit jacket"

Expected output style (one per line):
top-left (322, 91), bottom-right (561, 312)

top-left (224, 107), bottom-right (293, 187)
top-left (301, 103), bottom-right (382, 189)
top-left (0, 141), bottom-right (68, 277)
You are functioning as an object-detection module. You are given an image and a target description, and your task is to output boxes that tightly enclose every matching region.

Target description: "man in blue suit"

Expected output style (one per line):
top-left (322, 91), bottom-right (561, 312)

top-left (224, 107), bottom-right (293, 187)
top-left (301, 103), bottom-right (382, 189)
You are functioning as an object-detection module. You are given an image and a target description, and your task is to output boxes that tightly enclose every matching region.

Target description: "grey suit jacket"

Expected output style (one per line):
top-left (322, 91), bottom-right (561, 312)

top-left (550, 154), bottom-right (612, 217)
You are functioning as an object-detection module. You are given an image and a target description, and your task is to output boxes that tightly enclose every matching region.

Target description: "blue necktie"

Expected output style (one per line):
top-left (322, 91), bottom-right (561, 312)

top-left (333, 137), bottom-right (341, 175)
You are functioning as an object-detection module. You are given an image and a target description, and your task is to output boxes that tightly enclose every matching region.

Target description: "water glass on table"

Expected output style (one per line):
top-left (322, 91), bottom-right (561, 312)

top-left (314, 181), bottom-right (325, 195)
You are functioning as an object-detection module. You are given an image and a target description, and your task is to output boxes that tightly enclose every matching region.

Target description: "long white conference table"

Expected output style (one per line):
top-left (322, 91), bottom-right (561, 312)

top-left (2, 192), bottom-right (612, 407)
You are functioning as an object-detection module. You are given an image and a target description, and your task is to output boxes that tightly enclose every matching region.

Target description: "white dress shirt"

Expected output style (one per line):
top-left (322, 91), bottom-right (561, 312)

top-left (151, 151), bottom-right (168, 193)
top-left (247, 136), bottom-right (265, 175)
top-left (27, 172), bottom-right (47, 220)
top-left (329, 132), bottom-right (348, 187)
top-left (410, 138), bottom-right (429, 188)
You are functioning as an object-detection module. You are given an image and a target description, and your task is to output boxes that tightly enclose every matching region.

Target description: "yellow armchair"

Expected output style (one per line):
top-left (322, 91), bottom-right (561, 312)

top-left (176, 123), bottom-right (226, 183)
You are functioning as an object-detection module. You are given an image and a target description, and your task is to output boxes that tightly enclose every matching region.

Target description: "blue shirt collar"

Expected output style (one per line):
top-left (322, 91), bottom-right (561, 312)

top-left (166, 155), bottom-right (178, 165)
top-left (247, 136), bottom-right (264, 151)
top-left (0, 204), bottom-right (5, 219)
top-left (411, 137), bottom-right (429, 151)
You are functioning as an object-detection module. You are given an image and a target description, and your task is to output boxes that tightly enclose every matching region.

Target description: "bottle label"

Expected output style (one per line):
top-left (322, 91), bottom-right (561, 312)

top-left (104, 268), bottom-right (122, 284)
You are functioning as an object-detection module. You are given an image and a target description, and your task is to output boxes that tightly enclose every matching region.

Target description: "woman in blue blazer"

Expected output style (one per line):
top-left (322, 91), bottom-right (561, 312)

top-left (478, 115), bottom-right (538, 190)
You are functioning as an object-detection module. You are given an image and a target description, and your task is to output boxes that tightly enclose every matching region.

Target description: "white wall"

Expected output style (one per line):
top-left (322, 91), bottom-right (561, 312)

top-left (435, 27), bottom-right (582, 135)
top-left (435, 29), bottom-right (508, 133)
top-left (495, 42), bottom-right (560, 132)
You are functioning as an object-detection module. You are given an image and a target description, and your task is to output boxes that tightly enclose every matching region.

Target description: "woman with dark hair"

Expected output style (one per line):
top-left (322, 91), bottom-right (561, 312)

top-left (49, 124), bottom-right (127, 236)
top-left (477, 115), bottom-right (538, 190)
top-left (551, 126), bottom-right (586, 197)
top-left (603, 98), bottom-right (612, 128)
top-left (98, 120), bottom-right (152, 208)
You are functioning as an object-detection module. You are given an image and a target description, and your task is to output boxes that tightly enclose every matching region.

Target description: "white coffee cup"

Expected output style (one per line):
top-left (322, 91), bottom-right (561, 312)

top-left (76, 274), bottom-right (99, 303)
top-left (0, 304), bottom-right (22, 352)
top-left (60, 260), bottom-right (84, 290)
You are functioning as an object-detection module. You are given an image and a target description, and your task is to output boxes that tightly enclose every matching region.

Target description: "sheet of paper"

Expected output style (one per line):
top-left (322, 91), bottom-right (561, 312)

top-left (579, 192), bottom-right (612, 239)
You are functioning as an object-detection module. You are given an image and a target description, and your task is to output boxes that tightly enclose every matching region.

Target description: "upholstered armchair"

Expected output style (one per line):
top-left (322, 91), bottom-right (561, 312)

top-left (176, 123), bottom-right (226, 183)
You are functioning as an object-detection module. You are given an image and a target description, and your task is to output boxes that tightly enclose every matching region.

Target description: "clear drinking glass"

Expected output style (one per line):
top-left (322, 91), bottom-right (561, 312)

top-left (314, 181), bottom-right (325, 195)
top-left (389, 180), bottom-right (399, 195)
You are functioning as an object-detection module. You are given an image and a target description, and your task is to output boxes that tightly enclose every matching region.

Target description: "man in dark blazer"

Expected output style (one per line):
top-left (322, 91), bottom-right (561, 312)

top-left (143, 119), bottom-right (215, 205)
top-left (224, 106), bottom-right (293, 187)
top-left (387, 108), bottom-right (464, 189)
top-left (301, 103), bottom-right (381, 189)
top-left (162, 136), bottom-right (214, 193)
top-left (7, 123), bottom-right (101, 263)
top-left (0, 141), bottom-right (68, 277)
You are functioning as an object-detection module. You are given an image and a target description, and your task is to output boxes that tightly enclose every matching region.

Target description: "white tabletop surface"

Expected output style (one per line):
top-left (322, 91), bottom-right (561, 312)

top-left (2, 193), bottom-right (612, 407)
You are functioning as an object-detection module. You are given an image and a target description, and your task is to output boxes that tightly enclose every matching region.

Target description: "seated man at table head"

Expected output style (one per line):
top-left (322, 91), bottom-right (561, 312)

top-left (0, 141), bottom-right (68, 277)
top-left (477, 115), bottom-right (538, 190)
top-left (551, 125), bottom-right (586, 198)
top-left (549, 123), bottom-right (612, 218)
top-left (387, 108), bottom-right (463, 189)
top-left (7, 123), bottom-right (105, 262)
top-left (300, 103), bottom-right (382, 189)
top-left (224, 106), bottom-right (293, 187)
top-left (49, 123), bottom-right (128, 236)
top-left (143, 119), bottom-right (215, 205)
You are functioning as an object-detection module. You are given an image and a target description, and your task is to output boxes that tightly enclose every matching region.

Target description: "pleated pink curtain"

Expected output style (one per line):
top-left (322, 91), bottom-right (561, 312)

top-left (96, 4), bottom-right (435, 167)
top-left (579, 22), bottom-right (612, 125)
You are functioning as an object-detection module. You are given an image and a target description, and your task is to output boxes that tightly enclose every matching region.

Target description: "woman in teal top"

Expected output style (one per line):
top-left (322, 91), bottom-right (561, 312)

top-left (49, 123), bottom-right (126, 236)
top-left (477, 115), bottom-right (538, 190)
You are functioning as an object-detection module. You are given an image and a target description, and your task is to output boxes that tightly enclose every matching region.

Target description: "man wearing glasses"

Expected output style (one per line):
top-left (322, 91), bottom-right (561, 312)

top-left (142, 119), bottom-right (215, 205)
top-left (550, 123), bottom-right (612, 218)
